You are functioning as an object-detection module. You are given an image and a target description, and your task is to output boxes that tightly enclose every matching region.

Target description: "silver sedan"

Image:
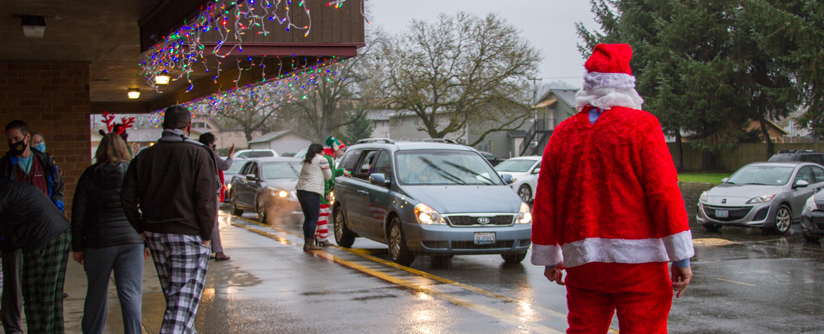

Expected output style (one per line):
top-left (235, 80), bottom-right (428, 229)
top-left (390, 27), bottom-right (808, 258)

top-left (696, 162), bottom-right (824, 234)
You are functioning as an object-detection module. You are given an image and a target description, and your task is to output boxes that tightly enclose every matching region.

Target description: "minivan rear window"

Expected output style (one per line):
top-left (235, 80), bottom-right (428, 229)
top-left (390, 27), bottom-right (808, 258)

top-left (395, 150), bottom-right (503, 186)
top-left (247, 151), bottom-right (275, 158)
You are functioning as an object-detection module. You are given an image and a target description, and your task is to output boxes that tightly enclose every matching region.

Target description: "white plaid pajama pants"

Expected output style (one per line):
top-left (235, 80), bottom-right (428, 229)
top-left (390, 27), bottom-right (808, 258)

top-left (145, 232), bottom-right (210, 334)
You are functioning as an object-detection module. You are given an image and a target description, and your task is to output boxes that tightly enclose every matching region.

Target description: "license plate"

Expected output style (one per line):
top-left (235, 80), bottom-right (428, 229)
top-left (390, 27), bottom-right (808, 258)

top-left (474, 232), bottom-right (496, 245)
top-left (715, 210), bottom-right (729, 218)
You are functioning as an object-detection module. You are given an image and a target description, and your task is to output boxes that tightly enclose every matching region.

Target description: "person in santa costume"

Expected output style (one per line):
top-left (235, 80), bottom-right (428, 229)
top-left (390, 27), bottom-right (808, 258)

top-left (531, 43), bottom-right (694, 333)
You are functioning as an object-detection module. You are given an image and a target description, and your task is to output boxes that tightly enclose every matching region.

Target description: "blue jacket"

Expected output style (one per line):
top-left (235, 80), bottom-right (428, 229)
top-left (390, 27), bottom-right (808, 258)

top-left (0, 149), bottom-right (65, 211)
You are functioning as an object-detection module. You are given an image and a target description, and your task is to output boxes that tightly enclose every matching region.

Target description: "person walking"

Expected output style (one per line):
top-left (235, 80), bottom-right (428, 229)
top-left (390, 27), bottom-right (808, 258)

top-left (0, 180), bottom-right (70, 334)
top-left (198, 132), bottom-right (235, 261)
top-left (0, 120), bottom-right (65, 334)
top-left (121, 105), bottom-right (218, 334)
top-left (72, 133), bottom-right (147, 334)
top-left (296, 143), bottom-right (332, 251)
top-left (531, 44), bottom-right (694, 334)
top-left (315, 136), bottom-right (350, 246)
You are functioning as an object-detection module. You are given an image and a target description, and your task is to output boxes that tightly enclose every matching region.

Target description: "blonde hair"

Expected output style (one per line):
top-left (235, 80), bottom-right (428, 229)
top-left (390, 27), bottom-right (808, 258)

top-left (96, 133), bottom-right (131, 164)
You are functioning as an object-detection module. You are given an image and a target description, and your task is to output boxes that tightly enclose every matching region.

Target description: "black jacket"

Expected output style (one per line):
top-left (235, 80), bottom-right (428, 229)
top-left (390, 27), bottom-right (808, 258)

top-left (0, 149), bottom-right (65, 211)
top-left (71, 162), bottom-right (143, 251)
top-left (0, 181), bottom-right (69, 252)
top-left (121, 130), bottom-right (217, 241)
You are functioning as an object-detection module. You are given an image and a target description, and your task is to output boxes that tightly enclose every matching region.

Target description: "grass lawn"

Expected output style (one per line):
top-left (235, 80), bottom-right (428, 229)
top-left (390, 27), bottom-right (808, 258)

top-left (678, 173), bottom-right (730, 184)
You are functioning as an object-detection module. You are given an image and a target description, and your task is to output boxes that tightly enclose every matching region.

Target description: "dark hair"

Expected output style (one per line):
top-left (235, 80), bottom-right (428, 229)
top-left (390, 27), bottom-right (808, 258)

top-left (162, 105), bottom-right (191, 130)
top-left (5, 120), bottom-right (28, 134)
top-left (304, 143), bottom-right (324, 164)
top-left (198, 132), bottom-right (216, 146)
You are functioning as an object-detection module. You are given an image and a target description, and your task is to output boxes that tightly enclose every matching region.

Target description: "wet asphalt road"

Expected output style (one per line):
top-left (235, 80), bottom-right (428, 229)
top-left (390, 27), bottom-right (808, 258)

top-left (192, 205), bottom-right (824, 334)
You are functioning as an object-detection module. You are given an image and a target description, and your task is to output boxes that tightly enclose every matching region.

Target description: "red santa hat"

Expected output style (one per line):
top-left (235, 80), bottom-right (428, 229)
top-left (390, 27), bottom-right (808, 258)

top-left (582, 43), bottom-right (637, 90)
top-left (575, 43), bottom-right (644, 111)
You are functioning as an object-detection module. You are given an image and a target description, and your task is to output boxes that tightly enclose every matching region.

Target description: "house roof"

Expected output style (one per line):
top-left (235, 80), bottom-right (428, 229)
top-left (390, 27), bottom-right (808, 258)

top-left (508, 130), bottom-right (527, 137)
top-left (537, 89), bottom-right (578, 108)
top-left (249, 130), bottom-right (313, 144)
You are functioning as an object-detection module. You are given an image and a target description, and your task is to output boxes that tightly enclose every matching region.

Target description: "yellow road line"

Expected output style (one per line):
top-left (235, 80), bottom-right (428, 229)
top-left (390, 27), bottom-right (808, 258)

top-left (714, 277), bottom-right (757, 287)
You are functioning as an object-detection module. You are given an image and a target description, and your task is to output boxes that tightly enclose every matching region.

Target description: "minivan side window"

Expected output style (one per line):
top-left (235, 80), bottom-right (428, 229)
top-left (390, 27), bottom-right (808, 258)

top-left (239, 162), bottom-right (252, 175)
top-left (373, 150), bottom-right (393, 181)
top-left (354, 150), bottom-right (379, 180)
top-left (342, 149), bottom-right (363, 171)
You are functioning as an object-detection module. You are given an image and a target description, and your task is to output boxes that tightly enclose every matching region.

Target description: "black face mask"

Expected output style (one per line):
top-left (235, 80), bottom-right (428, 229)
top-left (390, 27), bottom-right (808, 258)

top-left (8, 138), bottom-right (27, 156)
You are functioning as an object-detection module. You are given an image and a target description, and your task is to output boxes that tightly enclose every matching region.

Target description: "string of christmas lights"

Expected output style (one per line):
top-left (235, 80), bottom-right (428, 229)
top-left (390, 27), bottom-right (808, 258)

top-left (139, 0), bottom-right (367, 91)
top-left (148, 58), bottom-right (347, 126)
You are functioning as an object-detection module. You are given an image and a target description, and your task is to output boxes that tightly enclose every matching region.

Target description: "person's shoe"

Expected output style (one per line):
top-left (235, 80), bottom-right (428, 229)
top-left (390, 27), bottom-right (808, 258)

top-left (214, 252), bottom-right (231, 261)
top-left (210, 254), bottom-right (216, 260)
top-left (317, 240), bottom-right (334, 247)
top-left (304, 239), bottom-right (322, 251)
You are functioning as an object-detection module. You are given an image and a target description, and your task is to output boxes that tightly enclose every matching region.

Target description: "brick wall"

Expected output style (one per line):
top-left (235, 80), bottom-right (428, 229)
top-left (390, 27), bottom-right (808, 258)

top-left (0, 62), bottom-right (91, 216)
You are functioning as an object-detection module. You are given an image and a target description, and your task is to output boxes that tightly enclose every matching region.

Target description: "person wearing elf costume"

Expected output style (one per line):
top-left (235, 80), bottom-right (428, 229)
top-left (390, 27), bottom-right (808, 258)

top-left (315, 136), bottom-right (351, 246)
top-left (531, 43), bottom-right (694, 333)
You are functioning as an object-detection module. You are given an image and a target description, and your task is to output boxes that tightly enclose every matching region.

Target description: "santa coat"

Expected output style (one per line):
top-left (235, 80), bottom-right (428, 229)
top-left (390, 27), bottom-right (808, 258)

top-left (530, 105), bottom-right (694, 268)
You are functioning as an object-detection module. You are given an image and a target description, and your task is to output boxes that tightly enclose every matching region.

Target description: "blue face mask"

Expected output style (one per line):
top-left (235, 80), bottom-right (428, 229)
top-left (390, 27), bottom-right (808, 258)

top-left (32, 143), bottom-right (46, 153)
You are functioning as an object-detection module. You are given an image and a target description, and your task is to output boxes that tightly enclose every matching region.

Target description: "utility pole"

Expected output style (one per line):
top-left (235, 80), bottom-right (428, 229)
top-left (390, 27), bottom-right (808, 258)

top-left (528, 77), bottom-right (543, 125)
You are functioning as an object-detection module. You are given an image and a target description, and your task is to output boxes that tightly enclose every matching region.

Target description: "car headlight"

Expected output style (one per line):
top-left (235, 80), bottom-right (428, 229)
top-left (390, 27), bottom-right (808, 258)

top-left (414, 203), bottom-right (446, 225)
top-left (517, 202), bottom-right (532, 224)
top-left (330, 191), bottom-right (335, 205)
top-left (699, 191), bottom-right (708, 202)
top-left (806, 196), bottom-right (818, 212)
top-left (746, 194), bottom-right (776, 204)
top-left (226, 183), bottom-right (232, 191)
top-left (268, 187), bottom-right (289, 198)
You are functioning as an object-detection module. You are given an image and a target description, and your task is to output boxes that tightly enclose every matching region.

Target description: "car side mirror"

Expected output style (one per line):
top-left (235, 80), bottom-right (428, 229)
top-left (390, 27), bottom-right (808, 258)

top-left (500, 174), bottom-right (514, 184)
top-left (795, 179), bottom-right (810, 188)
top-left (721, 178), bottom-right (729, 184)
top-left (369, 173), bottom-right (391, 186)
top-left (532, 168), bottom-right (541, 175)
top-left (246, 174), bottom-right (257, 181)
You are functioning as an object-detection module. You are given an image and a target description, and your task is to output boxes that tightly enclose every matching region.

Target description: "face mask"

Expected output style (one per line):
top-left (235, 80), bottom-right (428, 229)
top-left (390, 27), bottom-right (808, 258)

top-left (32, 143), bottom-right (46, 153)
top-left (8, 138), bottom-right (27, 156)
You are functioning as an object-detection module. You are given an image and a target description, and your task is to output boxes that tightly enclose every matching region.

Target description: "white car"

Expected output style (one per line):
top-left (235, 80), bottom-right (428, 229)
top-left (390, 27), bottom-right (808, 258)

top-left (494, 156), bottom-right (542, 203)
top-left (234, 149), bottom-right (279, 159)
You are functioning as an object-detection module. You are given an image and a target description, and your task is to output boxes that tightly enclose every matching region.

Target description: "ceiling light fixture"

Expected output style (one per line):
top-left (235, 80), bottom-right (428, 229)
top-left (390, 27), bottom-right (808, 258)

top-left (127, 88), bottom-right (140, 99)
top-left (155, 71), bottom-right (170, 85)
top-left (21, 15), bottom-right (46, 39)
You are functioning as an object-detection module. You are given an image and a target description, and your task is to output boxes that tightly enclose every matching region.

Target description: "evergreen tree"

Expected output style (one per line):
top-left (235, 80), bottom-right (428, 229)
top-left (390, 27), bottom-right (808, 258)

top-left (344, 113), bottom-right (375, 144)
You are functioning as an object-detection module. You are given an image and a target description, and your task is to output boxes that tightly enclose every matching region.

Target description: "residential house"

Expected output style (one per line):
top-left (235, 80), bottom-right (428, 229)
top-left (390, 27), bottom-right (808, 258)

top-left (248, 130), bottom-right (314, 156)
top-left (744, 120), bottom-right (790, 143)
top-left (519, 89), bottom-right (578, 156)
top-left (365, 110), bottom-right (469, 143)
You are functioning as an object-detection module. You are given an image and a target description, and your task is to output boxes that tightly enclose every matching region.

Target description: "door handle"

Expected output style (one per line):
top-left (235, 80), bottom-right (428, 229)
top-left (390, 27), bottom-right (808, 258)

top-left (357, 189), bottom-right (369, 196)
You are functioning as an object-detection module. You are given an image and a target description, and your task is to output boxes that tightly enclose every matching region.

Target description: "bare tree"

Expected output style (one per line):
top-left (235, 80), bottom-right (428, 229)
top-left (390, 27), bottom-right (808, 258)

top-left (376, 12), bottom-right (541, 144)
top-left (197, 85), bottom-right (281, 142)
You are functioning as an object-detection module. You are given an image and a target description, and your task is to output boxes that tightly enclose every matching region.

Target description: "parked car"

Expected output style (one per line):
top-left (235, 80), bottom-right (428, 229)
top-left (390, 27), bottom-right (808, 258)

top-left (801, 192), bottom-right (824, 243)
top-left (494, 156), bottom-right (541, 203)
top-left (768, 150), bottom-right (824, 165)
top-left (229, 157), bottom-right (303, 224)
top-left (233, 149), bottom-right (279, 159)
top-left (478, 151), bottom-right (506, 167)
top-left (222, 157), bottom-right (246, 202)
top-left (333, 140), bottom-right (532, 266)
top-left (696, 162), bottom-right (824, 234)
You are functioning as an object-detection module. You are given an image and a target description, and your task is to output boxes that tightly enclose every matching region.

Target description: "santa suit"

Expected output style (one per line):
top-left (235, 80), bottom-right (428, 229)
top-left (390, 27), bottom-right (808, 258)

top-left (531, 44), bottom-right (694, 334)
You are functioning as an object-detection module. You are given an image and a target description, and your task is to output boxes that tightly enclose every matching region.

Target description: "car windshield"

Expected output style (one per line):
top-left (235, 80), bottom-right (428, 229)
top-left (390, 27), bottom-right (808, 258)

top-left (226, 161), bottom-right (245, 174)
top-left (726, 165), bottom-right (795, 185)
top-left (247, 151), bottom-right (275, 158)
top-left (494, 159), bottom-right (537, 173)
top-left (396, 150), bottom-right (503, 186)
top-left (261, 162), bottom-right (301, 179)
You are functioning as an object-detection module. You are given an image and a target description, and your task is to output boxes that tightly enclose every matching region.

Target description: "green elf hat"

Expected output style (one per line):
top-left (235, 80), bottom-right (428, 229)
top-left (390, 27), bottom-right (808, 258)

top-left (325, 136), bottom-right (346, 151)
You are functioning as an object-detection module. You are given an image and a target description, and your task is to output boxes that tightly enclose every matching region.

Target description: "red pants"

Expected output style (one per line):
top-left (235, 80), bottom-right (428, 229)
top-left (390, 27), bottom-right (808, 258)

top-left (564, 262), bottom-right (672, 334)
top-left (315, 204), bottom-right (331, 241)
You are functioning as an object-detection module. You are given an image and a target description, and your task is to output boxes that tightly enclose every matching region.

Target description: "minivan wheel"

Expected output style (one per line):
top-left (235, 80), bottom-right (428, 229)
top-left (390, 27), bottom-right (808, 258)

top-left (501, 252), bottom-right (527, 263)
top-left (702, 223), bottom-right (722, 232)
top-left (334, 206), bottom-right (356, 248)
top-left (388, 217), bottom-right (415, 266)
top-left (257, 203), bottom-right (268, 224)
top-left (774, 205), bottom-right (792, 234)
top-left (518, 185), bottom-right (533, 203)
top-left (231, 196), bottom-right (243, 216)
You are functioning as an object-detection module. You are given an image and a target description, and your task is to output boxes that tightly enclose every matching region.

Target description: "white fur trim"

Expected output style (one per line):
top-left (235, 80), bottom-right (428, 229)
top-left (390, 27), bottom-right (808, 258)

top-left (575, 87), bottom-right (644, 112)
top-left (663, 230), bottom-right (695, 262)
top-left (583, 72), bottom-right (636, 90)
top-left (560, 232), bottom-right (693, 268)
top-left (530, 244), bottom-right (563, 266)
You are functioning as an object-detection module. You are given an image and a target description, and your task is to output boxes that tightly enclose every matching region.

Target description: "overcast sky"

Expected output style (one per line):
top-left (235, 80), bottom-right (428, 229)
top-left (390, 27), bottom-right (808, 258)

top-left (368, 0), bottom-right (601, 90)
